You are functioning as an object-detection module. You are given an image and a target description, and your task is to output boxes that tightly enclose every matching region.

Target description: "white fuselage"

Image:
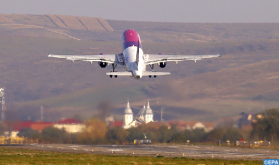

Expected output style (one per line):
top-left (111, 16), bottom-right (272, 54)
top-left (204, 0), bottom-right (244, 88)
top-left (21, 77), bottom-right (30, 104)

top-left (123, 46), bottom-right (146, 79)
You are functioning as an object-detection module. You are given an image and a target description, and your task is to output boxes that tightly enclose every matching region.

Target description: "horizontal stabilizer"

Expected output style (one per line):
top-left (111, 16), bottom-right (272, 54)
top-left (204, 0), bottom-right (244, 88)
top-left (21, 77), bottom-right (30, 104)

top-left (106, 71), bottom-right (170, 77)
top-left (106, 72), bottom-right (132, 76)
top-left (142, 71), bottom-right (170, 76)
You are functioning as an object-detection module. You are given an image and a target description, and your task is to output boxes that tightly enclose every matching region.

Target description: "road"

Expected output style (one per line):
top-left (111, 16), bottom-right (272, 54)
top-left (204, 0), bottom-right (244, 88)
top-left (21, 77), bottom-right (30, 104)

top-left (5, 143), bottom-right (279, 160)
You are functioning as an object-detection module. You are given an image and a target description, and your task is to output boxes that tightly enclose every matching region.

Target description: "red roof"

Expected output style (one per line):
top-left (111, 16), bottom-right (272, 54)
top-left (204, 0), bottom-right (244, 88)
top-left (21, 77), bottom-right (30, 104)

top-left (5, 121), bottom-right (54, 132)
top-left (55, 118), bottom-right (82, 124)
top-left (113, 121), bottom-right (123, 127)
top-left (5, 121), bottom-right (34, 131)
top-left (31, 122), bottom-right (53, 132)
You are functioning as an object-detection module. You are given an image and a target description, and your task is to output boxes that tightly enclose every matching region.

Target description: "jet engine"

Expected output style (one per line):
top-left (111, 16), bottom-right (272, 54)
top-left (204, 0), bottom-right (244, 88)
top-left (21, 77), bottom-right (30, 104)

top-left (157, 53), bottom-right (166, 68)
top-left (158, 62), bottom-right (167, 68)
top-left (98, 62), bottom-right (107, 68)
top-left (98, 53), bottom-right (107, 68)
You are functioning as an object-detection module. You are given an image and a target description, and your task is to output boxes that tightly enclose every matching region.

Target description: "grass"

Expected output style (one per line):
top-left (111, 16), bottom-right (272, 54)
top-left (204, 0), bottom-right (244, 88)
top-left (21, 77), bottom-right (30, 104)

top-left (0, 147), bottom-right (262, 165)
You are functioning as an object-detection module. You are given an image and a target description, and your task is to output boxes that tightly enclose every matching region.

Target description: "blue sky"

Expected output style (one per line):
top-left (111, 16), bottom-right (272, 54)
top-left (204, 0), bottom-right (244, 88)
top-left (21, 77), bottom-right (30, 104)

top-left (1, 0), bottom-right (279, 23)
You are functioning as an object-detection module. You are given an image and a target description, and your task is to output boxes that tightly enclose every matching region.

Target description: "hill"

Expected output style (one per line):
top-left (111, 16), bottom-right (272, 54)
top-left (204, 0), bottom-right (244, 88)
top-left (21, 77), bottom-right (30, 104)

top-left (1, 14), bottom-right (279, 122)
top-left (0, 14), bottom-right (113, 40)
top-left (13, 57), bottom-right (279, 122)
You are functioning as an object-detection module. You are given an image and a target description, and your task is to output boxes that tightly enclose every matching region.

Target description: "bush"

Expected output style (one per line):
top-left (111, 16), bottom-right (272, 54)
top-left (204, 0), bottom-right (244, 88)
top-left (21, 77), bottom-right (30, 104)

top-left (41, 127), bottom-right (70, 143)
top-left (17, 128), bottom-right (40, 139)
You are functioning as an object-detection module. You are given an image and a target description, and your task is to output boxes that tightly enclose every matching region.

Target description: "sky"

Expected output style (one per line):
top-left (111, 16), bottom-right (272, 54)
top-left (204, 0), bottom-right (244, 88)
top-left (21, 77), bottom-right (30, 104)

top-left (1, 0), bottom-right (279, 23)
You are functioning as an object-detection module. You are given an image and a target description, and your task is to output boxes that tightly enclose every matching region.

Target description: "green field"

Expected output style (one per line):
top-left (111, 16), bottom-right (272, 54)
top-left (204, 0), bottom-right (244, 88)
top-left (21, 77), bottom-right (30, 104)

top-left (0, 147), bottom-right (262, 165)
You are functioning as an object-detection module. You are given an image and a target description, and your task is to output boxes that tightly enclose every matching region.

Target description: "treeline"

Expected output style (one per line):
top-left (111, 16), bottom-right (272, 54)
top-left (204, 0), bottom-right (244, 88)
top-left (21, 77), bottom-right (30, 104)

top-left (251, 109), bottom-right (279, 141)
top-left (1, 118), bottom-right (243, 144)
top-left (1, 108), bottom-right (278, 144)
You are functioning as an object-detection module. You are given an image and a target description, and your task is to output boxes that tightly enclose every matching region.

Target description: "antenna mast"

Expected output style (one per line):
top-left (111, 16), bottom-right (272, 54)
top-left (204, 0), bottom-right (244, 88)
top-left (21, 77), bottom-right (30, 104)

top-left (40, 105), bottom-right (44, 121)
top-left (0, 88), bottom-right (6, 121)
top-left (161, 107), bottom-right (164, 122)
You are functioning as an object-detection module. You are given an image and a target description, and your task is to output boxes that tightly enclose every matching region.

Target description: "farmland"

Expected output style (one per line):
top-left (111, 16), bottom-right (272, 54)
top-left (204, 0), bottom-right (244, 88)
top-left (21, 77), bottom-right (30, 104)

top-left (0, 147), bottom-right (262, 165)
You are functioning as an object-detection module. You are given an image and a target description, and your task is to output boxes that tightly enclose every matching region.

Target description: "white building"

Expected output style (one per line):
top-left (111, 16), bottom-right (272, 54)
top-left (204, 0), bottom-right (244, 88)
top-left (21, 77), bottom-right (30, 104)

top-left (123, 101), bottom-right (134, 129)
top-left (54, 118), bottom-right (85, 133)
top-left (144, 102), bottom-right (153, 123)
top-left (123, 101), bottom-right (154, 129)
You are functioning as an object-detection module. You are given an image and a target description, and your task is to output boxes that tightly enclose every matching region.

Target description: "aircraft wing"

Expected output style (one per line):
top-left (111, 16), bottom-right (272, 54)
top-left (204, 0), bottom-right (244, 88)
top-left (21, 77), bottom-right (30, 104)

top-left (145, 54), bottom-right (221, 65)
top-left (48, 54), bottom-right (116, 64)
top-left (106, 71), bottom-right (170, 76)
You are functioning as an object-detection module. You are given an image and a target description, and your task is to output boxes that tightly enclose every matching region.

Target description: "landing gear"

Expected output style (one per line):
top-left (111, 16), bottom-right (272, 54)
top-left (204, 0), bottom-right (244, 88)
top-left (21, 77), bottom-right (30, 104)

top-left (149, 75), bottom-right (151, 78)
top-left (109, 64), bottom-right (118, 78)
top-left (154, 75), bottom-right (157, 78)
top-left (149, 64), bottom-right (155, 72)
top-left (112, 63), bottom-right (117, 72)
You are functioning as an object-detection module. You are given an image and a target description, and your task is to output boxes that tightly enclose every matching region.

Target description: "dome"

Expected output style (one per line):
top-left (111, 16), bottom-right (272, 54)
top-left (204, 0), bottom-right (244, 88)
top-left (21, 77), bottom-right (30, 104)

top-left (145, 101), bottom-right (153, 114)
top-left (124, 101), bottom-right (133, 114)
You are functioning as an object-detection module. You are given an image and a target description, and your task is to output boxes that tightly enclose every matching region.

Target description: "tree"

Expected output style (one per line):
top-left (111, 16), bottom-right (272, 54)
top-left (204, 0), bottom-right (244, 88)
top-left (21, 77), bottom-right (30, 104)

top-left (222, 127), bottom-right (243, 142)
top-left (126, 127), bottom-right (144, 142)
top-left (79, 118), bottom-right (107, 143)
top-left (17, 128), bottom-right (40, 139)
top-left (191, 128), bottom-right (206, 142)
top-left (172, 132), bottom-right (186, 143)
top-left (158, 125), bottom-right (177, 143)
top-left (41, 127), bottom-right (70, 143)
top-left (205, 128), bottom-right (224, 142)
top-left (105, 127), bottom-right (129, 144)
top-left (251, 109), bottom-right (279, 141)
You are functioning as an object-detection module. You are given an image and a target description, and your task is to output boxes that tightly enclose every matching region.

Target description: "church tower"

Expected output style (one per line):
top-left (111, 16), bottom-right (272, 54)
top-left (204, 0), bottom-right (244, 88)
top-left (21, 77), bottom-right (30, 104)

top-left (123, 101), bottom-right (133, 128)
top-left (144, 101), bottom-right (153, 123)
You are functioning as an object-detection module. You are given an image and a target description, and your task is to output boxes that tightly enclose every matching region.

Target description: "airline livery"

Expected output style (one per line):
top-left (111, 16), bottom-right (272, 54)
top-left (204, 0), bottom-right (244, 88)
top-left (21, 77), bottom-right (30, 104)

top-left (48, 29), bottom-right (220, 79)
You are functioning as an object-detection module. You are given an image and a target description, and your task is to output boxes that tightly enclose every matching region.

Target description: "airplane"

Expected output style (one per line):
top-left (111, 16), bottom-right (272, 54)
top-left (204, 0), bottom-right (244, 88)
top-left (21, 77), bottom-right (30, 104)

top-left (48, 29), bottom-right (220, 79)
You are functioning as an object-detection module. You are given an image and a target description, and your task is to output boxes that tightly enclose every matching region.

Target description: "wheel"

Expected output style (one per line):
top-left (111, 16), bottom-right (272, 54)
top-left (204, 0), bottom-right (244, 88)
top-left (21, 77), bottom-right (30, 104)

top-left (149, 75), bottom-right (151, 78)
top-left (110, 75), bottom-right (112, 78)
top-left (115, 75), bottom-right (117, 78)
top-left (154, 75), bottom-right (157, 78)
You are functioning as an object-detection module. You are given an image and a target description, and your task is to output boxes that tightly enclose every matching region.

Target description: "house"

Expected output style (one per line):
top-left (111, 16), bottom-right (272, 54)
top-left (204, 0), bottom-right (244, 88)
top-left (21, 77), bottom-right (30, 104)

top-left (53, 118), bottom-right (85, 133)
top-left (168, 121), bottom-right (215, 132)
top-left (4, 121), bottom-right (53, 137)
top-left (30, 122), bottom-right (53, 133)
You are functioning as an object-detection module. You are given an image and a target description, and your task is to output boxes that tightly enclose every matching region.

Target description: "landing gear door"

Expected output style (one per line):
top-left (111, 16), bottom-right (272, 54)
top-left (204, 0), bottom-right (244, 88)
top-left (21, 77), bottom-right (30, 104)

top-left (116, 53), bottom-right (124, 65)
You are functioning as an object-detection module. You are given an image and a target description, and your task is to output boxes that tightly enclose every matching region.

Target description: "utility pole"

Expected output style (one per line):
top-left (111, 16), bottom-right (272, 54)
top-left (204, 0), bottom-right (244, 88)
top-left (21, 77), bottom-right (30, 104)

top-left (0, 88), bottom-right (6, 121)
top-left (161, 107), bottom-right (164, 122)
top-left (40, 105), bottom-right (44, 121)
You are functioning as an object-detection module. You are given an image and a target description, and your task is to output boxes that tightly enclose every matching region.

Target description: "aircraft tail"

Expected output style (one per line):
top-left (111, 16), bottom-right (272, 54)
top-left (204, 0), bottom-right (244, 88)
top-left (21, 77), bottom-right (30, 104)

top-left (136, 40), bottom-right (139, 66)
